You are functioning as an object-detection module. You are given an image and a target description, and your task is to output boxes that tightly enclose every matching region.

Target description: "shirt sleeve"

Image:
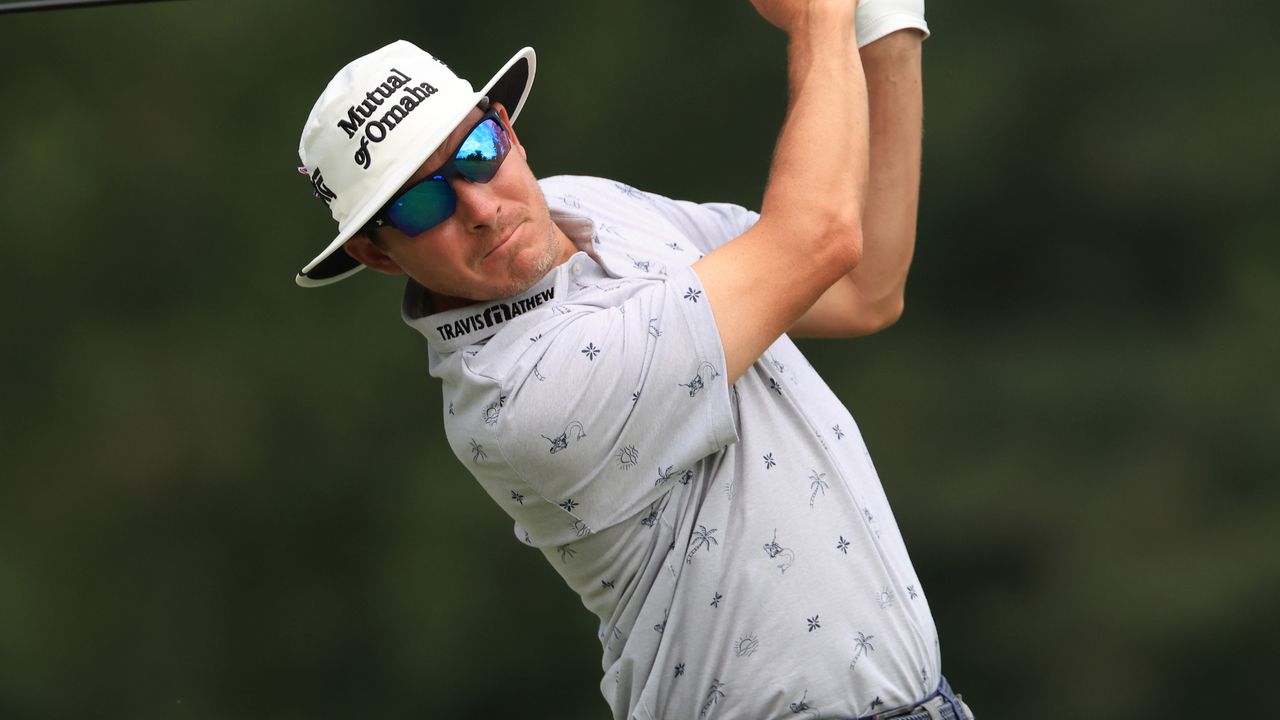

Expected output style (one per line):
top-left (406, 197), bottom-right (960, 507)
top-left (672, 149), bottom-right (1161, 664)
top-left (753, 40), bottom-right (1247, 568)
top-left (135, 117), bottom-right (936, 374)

top-left (650, 195), bottom-right (760, 256)
top-left (496, 265), bottom-right (738, 536)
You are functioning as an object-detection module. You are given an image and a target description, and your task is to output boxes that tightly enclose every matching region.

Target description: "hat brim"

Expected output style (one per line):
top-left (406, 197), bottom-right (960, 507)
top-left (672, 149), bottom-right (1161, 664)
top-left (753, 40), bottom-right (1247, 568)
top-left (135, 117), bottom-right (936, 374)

top-left (295, 47), bottom-right (537, 288)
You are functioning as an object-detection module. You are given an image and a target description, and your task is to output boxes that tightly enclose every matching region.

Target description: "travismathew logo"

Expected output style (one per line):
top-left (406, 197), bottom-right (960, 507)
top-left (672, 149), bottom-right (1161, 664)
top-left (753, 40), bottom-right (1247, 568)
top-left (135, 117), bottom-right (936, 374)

top-left (337, 67), bottom-right (438, 170)
top-left (436, 288), bottom-right (555, 342)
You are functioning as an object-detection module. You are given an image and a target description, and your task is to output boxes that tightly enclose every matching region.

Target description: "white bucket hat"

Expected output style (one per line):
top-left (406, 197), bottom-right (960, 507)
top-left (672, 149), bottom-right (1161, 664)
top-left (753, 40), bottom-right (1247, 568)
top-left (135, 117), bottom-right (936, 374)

top-left (295, 40), bottom-right (536, 287)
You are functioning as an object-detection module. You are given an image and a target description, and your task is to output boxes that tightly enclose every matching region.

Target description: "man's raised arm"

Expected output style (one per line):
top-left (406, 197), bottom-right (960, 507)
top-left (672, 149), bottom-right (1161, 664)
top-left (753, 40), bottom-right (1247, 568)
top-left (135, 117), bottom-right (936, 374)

top-left (790, 26), bottom-right (925, 337)
top-left (694, 0), bottom-right (868, 383)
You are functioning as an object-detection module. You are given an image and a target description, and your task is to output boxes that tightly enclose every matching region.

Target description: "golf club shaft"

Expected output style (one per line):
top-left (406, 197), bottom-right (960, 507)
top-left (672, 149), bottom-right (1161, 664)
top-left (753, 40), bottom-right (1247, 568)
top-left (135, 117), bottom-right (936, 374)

top-left (0, 0), bottom-right (181, 15)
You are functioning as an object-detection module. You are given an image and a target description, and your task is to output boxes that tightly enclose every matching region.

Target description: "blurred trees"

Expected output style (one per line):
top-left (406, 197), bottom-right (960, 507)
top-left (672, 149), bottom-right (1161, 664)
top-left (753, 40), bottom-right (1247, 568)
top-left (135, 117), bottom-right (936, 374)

top-left (0, 1), bottom-right (1276, 718)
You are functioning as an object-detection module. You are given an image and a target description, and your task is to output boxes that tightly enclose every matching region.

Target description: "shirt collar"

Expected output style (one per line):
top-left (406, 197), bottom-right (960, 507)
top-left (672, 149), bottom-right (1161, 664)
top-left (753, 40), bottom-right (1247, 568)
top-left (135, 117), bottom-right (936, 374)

top-left (402, 270), bottom-right (560, 353)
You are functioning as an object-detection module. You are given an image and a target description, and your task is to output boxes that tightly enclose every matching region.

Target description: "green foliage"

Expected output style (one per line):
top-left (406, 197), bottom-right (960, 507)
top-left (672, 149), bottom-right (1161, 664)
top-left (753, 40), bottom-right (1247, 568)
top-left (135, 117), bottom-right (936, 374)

top-left (0, 1), bottom-right (1276, 718)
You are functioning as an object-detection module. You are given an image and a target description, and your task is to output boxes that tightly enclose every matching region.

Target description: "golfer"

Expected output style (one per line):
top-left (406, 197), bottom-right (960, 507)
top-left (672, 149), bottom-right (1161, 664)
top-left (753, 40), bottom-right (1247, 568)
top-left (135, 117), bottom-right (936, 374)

top-left (293, 1), bottom-right (971, 717)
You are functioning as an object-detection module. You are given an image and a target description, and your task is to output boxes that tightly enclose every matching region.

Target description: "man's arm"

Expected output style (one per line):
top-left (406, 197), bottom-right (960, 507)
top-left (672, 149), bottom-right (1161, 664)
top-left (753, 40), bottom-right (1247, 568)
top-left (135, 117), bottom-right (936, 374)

top-left (694, 0), bottom-right (868, 383)
top-left (790, 28), bottom-right (925, 337)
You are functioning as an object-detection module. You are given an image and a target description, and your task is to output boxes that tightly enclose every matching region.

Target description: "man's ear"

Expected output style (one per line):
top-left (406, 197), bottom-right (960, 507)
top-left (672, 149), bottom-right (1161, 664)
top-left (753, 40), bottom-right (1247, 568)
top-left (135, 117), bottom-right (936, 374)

top-left (493, 102), bottom-right (527, 160)
top-left (344, 233), bottom-right (404, 276)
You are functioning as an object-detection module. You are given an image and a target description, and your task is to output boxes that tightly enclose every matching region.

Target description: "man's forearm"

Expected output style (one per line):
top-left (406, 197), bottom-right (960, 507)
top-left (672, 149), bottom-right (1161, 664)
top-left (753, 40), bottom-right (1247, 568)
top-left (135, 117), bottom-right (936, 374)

top-left (785, 26), bottom-right (924, 339)
top-left (759, 1), bottom-right (868, 237)
top-left (847, 29), bottom-right (924, 323)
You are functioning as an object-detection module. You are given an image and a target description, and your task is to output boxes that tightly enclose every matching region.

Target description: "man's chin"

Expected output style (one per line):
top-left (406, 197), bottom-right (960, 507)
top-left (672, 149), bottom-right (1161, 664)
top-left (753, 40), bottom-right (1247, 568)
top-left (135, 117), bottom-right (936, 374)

top-left (495, 236), bottom-right (560, 296)
top-left (424, 229), bottom-right (561, 306)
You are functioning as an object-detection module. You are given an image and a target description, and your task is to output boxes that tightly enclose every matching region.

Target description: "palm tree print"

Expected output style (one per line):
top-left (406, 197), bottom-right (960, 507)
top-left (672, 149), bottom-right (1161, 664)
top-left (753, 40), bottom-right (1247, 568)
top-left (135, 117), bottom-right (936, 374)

top-left (699, 680), bottom-right (726, 718)
top-left (469, 438), bottom-right (487, 462)
top-left (808, 470), bottom-right (828, 507)
top-left (685, 525), bottom-right (719, 564)
top-left (848, 631), bottom-right (875, 671)
top-left (655, 465), bottom-right (676, 486)
top-left (557, 544), bottom-right (576, 562)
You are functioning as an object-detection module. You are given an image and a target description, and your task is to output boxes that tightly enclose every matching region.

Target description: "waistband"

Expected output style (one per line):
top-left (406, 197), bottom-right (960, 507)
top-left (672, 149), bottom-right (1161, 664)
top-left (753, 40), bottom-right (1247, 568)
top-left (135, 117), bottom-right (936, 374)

top-left (859, 676), bottom-right (970, 720)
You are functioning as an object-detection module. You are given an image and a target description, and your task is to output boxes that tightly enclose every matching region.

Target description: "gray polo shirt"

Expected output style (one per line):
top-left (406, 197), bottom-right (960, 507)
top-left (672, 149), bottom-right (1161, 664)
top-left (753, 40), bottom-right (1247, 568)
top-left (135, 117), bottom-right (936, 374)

top-left (403, 175), bottom-right (941, 720)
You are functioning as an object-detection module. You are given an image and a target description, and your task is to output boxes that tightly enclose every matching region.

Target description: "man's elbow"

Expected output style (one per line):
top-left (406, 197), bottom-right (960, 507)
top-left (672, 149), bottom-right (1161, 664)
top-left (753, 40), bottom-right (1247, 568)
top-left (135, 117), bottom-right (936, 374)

top-left (870, 294), bottom-right (905, 332)
top-left (843, 294), bottom-right (905, 337)
top-left (814, 210), bottom-right (864, 276)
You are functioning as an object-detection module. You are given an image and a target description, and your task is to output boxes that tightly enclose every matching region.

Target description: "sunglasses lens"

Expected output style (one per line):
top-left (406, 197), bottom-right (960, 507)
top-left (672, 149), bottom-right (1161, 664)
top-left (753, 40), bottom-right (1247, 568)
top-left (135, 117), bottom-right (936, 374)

top-left (385, 178), bottom-right (456, 236)
top-left (375, 112), bottom-right (510, 236)
top-left (453, 118), bottom-right (510, 183)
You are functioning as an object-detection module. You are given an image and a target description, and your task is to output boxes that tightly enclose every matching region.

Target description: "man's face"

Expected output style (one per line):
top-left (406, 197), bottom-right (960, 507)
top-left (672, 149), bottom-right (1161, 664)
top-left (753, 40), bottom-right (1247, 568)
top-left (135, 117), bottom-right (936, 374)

top-left (347, 104), bottom-right (572, 303)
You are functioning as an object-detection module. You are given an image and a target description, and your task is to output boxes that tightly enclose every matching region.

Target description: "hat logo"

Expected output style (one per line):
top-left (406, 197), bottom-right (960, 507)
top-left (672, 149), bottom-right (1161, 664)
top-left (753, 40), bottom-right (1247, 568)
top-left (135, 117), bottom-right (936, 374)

top-left (308, 167), bottom-right (337, 206)
top-left (335, 67), bottom-right (440, 170)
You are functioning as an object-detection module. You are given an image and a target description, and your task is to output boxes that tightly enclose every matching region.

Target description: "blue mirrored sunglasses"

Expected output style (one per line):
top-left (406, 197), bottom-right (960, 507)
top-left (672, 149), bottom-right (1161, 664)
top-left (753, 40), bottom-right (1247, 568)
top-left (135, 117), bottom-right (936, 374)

top-left (364, 106), bottom-right (511, 237)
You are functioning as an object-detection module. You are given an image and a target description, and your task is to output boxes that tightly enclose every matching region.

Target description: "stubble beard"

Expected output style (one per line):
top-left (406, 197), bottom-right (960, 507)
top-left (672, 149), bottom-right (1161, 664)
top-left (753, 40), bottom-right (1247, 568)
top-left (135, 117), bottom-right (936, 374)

top-left (491, 221), bottom-right (560, 299)
top-left (486, 182), bottom-right (564, 300)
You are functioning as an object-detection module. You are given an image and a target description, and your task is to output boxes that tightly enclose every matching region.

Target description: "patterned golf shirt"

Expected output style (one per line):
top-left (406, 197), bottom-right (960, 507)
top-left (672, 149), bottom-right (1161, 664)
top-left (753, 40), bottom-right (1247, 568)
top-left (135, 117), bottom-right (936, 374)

top-left (403, 175), bottom-right (942, 719)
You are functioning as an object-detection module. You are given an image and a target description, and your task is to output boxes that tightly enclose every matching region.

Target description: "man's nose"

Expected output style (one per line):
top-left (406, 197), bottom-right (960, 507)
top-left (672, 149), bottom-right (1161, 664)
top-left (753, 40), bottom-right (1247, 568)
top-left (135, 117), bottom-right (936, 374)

top-left (449, 176), bottom-right (499, 230)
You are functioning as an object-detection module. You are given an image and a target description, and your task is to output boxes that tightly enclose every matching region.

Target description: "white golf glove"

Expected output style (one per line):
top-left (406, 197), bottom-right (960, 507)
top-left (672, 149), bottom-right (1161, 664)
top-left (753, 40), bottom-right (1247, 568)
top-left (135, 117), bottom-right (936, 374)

top-left (856, 0), bottom-right (930, 47)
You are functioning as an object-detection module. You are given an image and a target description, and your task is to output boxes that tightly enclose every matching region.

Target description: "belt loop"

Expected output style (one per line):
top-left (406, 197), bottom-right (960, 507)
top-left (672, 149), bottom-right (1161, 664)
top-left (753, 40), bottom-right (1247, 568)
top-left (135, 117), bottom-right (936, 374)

top-left (935, 676), bottom-right (967, 720)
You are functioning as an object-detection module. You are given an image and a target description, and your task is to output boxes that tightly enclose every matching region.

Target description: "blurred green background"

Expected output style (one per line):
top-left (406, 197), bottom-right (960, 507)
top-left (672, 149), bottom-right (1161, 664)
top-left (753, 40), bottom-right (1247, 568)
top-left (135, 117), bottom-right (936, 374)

top-left (1, 0), bottom-right (1277, 718)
